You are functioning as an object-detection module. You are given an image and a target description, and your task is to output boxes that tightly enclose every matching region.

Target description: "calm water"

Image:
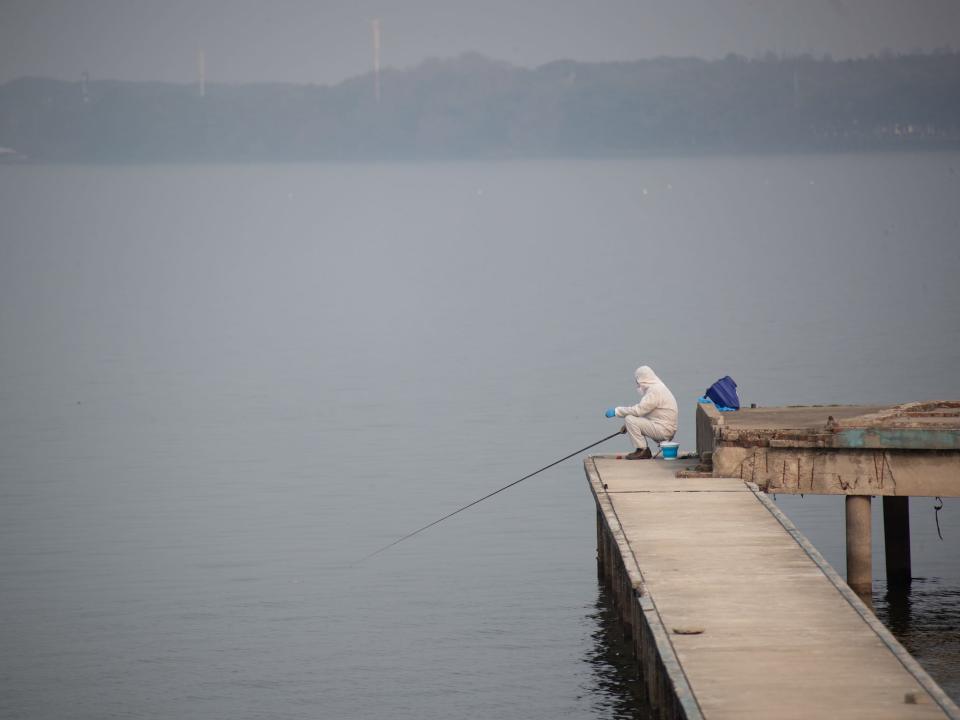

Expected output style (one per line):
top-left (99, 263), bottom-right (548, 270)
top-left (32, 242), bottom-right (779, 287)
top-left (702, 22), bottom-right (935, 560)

top-left (1, 154), bottom-right (958, 718)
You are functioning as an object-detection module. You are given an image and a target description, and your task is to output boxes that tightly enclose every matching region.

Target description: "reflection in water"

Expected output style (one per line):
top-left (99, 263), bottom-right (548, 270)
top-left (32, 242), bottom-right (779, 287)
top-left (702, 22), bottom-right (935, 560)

top-left (875, 579), bottom-right (960, 702)
top-left (583, 585), bottom-right (653, 720)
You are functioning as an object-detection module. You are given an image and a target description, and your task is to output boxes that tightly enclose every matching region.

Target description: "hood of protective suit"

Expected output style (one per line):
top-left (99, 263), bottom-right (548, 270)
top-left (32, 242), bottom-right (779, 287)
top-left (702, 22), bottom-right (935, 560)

top-left (635, 366), bottom-right (661, 394)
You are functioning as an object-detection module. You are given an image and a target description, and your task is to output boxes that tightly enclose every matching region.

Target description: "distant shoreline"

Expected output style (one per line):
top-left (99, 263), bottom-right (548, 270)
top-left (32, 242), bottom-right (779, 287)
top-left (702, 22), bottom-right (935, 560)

top-left (3, 52), bottom-right (959, 164)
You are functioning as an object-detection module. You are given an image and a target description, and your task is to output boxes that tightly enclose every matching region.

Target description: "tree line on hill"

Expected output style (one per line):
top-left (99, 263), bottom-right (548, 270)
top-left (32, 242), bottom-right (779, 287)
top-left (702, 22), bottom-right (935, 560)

top-left (1, 51), bottom-right (959, 162)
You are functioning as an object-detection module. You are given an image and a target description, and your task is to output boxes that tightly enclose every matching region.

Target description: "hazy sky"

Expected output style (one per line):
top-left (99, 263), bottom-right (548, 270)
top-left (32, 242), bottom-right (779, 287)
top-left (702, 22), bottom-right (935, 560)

top-left (2, 0), bottom-right (959, 85)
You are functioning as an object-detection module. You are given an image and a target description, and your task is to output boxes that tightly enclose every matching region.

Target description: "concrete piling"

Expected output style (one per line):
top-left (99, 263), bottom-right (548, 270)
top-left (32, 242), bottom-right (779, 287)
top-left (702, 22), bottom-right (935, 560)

top-left (883, 496), bottom-right (912, 587)
top-left (845, 494), bottom-right (873, 604)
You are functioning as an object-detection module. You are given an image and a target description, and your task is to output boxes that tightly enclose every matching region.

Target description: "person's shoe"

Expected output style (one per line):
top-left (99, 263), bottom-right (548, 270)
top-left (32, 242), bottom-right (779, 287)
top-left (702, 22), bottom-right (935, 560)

top-left (624, 448), bottom-right (652, 460)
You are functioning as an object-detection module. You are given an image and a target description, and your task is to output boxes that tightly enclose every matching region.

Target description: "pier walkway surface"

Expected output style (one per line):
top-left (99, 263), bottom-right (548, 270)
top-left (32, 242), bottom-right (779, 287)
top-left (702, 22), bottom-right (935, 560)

top-left (586, 456), bottom-right (960, 720)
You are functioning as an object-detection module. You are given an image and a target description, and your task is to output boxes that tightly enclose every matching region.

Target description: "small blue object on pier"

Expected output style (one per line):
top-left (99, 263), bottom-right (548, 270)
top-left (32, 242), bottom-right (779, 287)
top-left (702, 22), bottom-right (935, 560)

top-left (705, 375), bottom-right (740, 410)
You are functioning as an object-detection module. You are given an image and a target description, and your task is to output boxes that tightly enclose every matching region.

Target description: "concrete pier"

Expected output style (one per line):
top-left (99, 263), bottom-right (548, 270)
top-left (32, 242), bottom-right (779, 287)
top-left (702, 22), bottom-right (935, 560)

top-left (586, 456), bottom-right (960, 719)
top-left (697, 400), bottom-right (960, 597)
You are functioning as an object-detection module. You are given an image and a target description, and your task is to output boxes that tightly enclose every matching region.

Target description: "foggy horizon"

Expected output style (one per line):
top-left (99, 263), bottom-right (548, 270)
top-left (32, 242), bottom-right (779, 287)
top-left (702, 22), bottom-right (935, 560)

top-left (2, 0), bottom-right (960, 86)
top-left (7, 46), bottom-right (960, 89)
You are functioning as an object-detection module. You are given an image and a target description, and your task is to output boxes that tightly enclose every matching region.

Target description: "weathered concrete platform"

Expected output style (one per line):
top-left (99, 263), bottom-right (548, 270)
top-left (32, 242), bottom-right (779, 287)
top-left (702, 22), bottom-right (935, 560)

top-left (586, 456), bottom-right (960, 720)
top-left (697, 401), bottom-right (960, 495)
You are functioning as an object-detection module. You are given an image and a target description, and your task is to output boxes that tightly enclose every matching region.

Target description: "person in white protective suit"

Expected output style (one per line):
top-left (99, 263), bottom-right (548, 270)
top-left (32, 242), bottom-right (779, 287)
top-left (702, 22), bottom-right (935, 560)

top-left (604, 366), bottom-right (678, 459)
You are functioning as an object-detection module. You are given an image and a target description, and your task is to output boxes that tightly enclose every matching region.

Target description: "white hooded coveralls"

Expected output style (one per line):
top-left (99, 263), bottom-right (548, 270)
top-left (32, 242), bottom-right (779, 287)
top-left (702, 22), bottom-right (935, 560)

top-left (614, 366), bottom-right (679, 450)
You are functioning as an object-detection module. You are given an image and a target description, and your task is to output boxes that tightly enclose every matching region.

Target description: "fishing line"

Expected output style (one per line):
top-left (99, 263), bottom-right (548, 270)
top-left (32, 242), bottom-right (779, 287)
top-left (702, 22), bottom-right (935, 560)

top-left (934, 496), bottom-right (944, 541)
top-left (359, 426), bottom-right (627, 561)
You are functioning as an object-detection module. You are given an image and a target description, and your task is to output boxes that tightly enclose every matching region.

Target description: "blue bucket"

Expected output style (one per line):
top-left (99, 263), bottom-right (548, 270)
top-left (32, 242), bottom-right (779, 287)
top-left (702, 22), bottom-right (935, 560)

top-left (661, 442), bottom-right (679, 460)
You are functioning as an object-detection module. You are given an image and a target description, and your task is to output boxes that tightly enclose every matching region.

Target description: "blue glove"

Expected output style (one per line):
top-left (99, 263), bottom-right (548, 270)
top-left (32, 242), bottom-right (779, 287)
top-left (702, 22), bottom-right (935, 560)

top-left (605, 408), bottom-right (617, 418)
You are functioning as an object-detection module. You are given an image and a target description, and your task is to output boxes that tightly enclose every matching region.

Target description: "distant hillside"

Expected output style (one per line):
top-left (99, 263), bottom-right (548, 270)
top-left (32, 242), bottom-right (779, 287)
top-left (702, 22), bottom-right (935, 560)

top-left (2, 51), bottom-right (960, 162)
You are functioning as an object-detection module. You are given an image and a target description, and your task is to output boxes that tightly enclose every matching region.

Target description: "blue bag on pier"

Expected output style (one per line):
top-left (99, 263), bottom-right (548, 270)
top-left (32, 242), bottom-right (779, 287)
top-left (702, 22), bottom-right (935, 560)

top-left (705, 376), bottom-right (740, 411)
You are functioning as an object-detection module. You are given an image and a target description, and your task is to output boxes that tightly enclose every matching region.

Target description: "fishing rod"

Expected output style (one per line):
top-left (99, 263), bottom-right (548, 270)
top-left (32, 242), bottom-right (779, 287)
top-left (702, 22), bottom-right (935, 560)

top-left (360, 426), bottom-right (628, 561)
